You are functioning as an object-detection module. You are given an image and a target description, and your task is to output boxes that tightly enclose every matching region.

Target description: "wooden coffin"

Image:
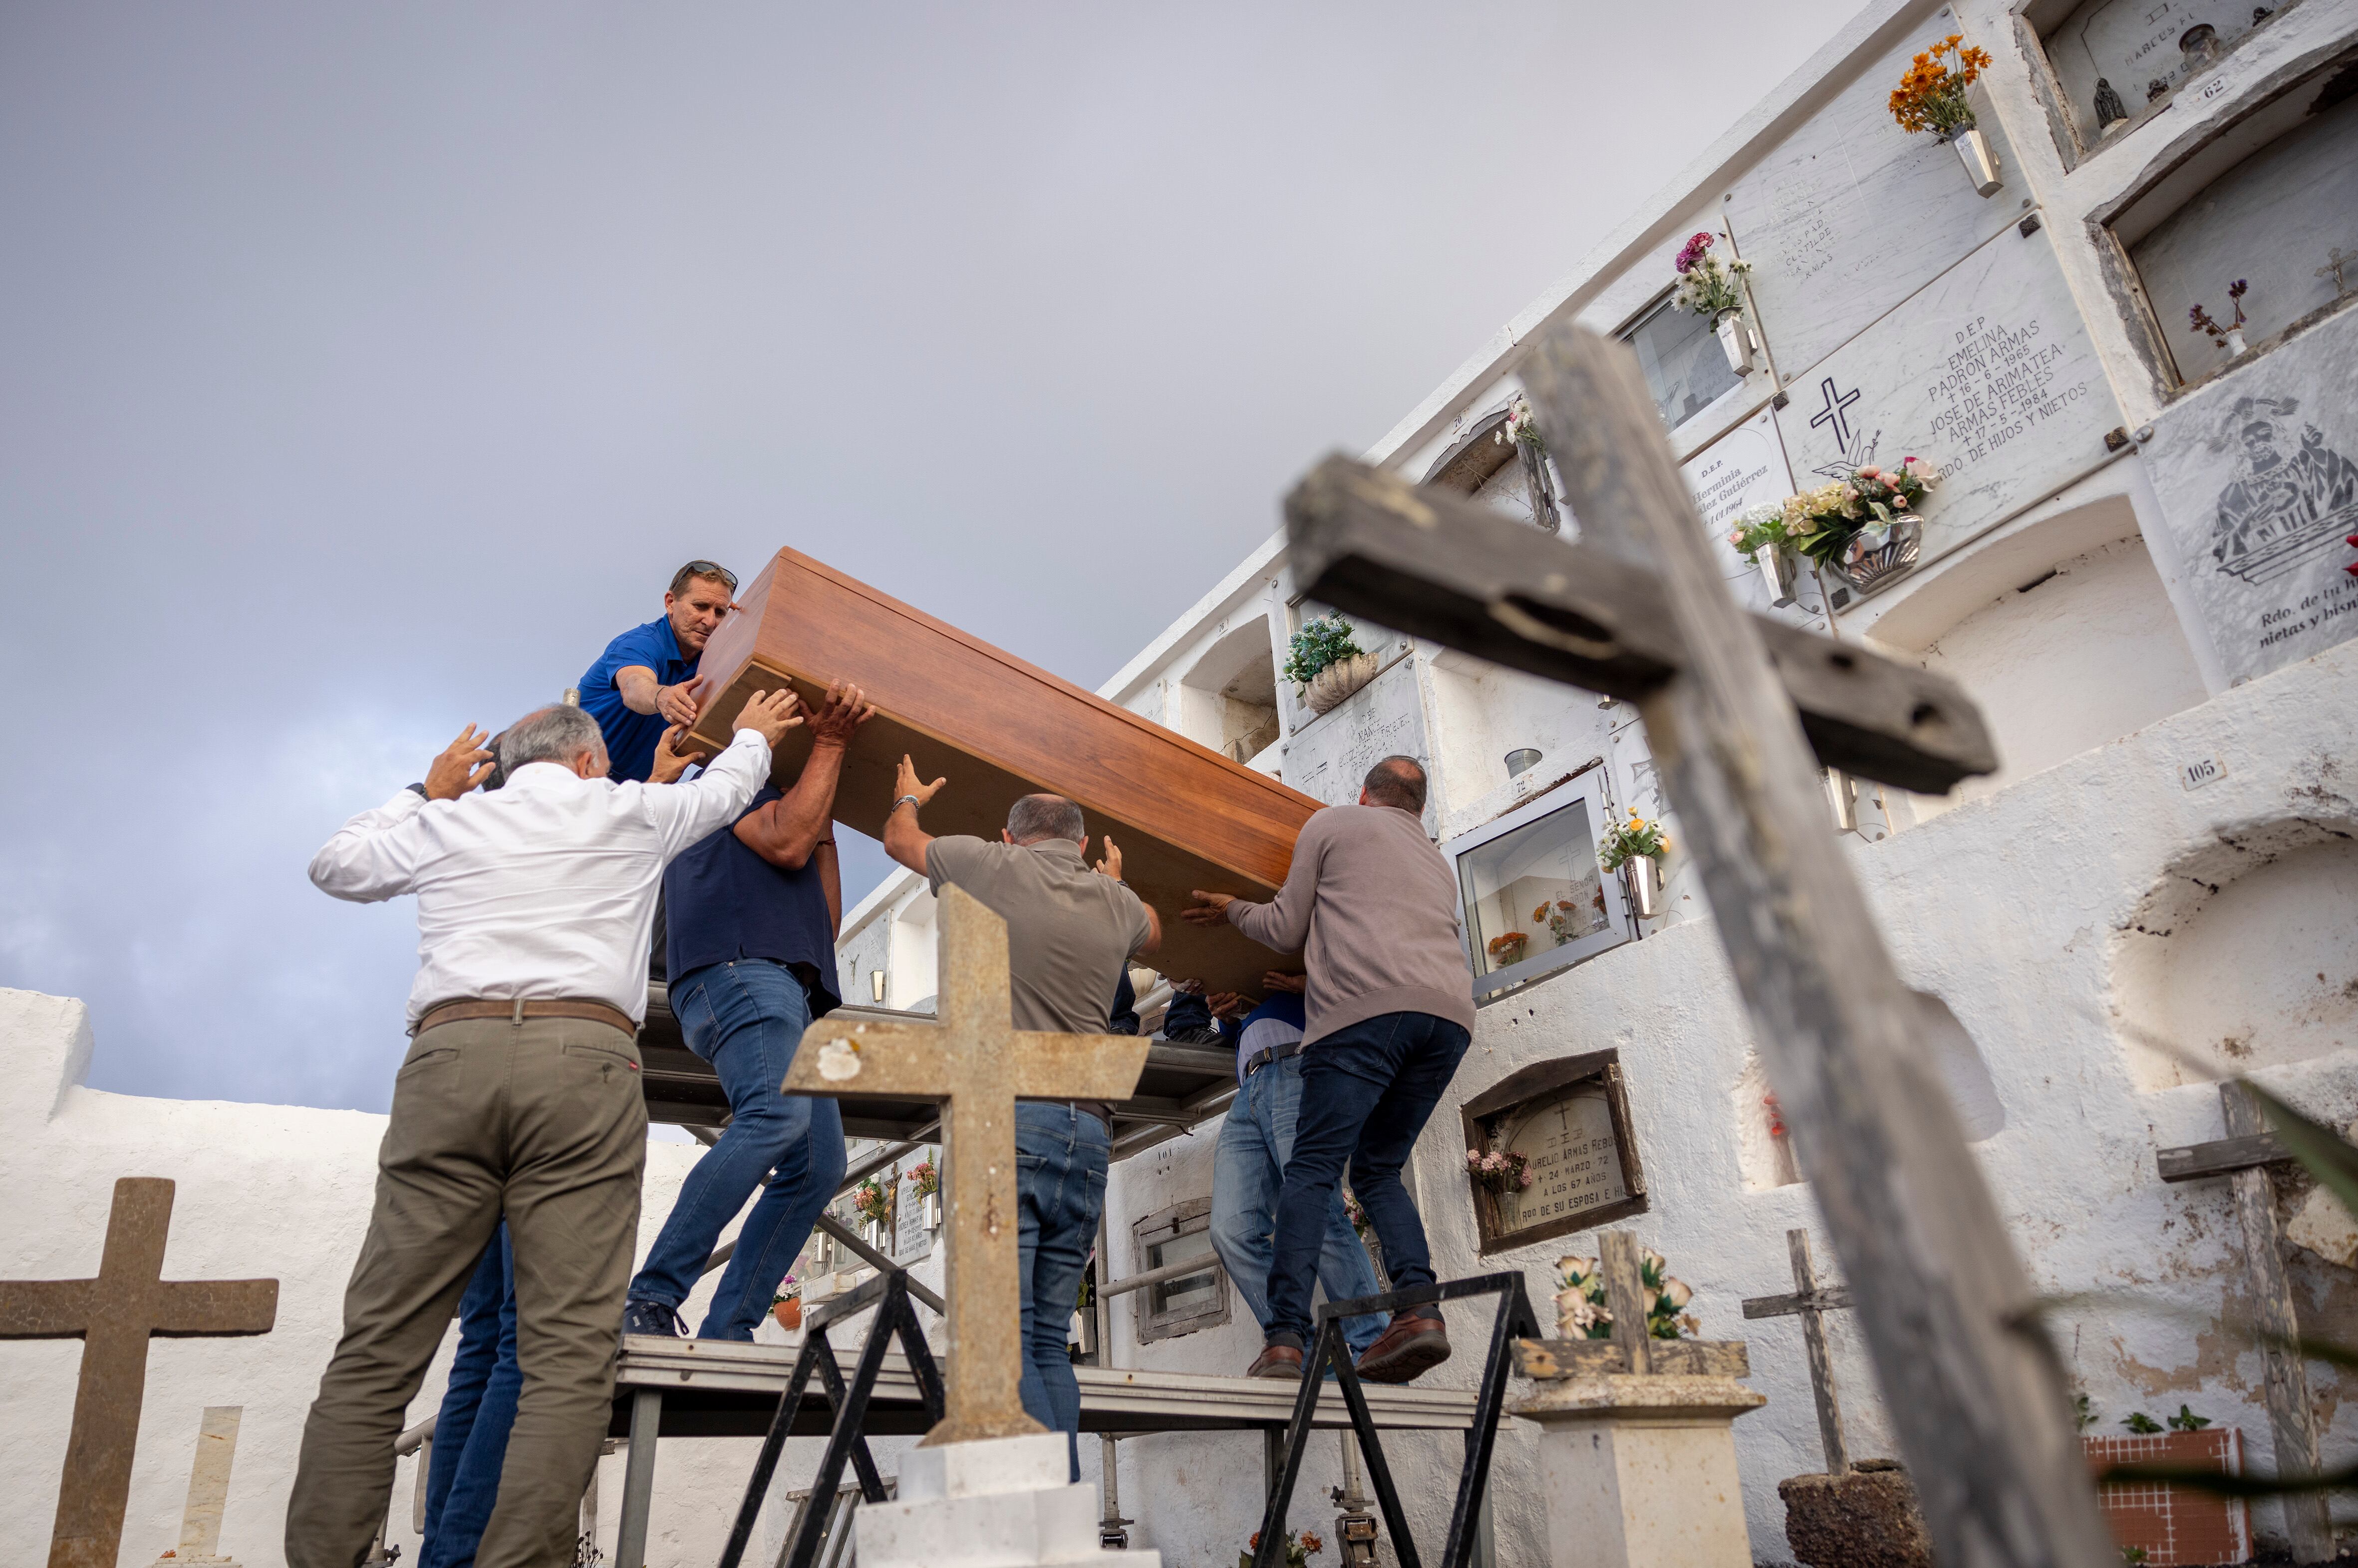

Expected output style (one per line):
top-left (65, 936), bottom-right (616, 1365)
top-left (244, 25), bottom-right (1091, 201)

top-left (684, 546), bottom-right (1321, 998)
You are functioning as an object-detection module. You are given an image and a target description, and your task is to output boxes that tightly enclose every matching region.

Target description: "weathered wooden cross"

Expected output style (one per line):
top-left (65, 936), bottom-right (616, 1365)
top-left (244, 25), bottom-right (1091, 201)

top-left (1742, 1230), bottom-right (1858, 1475)
top-left (2153, 1082), bottom-right (2333, 1561)
top-left (1512, 1230), bottom-right (1753, 1381)
top-left (1283, 324), bottom-right (2119, 1568)
top-left (0, 1177), bottom-right (279, 1568)
top-left (783, 882), bottom-right (1151, 1445)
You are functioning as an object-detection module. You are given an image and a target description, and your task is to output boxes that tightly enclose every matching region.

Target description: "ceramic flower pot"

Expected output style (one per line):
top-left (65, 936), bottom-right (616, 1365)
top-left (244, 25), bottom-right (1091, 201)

top-left (1836, 513), bottom-right (1924, 593)
top-left (1952, 126), bottom-right (2002, 197)
top-left (1624, 855), bottom-right (1662, 920)
top-left (1304, 650), bottom-right (1380, 715)
top-left (1715, 311), bottom-right (1755, 374)
top-left (2225, 328), bottom-right (2248, 356)
top-left (772, 1298), bottom-right (802, 1331)
top-left (1757, 544), bottom-right (1799, 608)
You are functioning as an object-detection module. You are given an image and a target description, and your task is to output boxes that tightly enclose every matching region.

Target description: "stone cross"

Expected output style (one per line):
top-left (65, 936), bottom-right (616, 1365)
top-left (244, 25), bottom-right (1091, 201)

top-left (1742, 1230), bottom-right (1857, 1475)
top-left (783, 882), bottom-right (1150, 1445)
top-left (1282, 323), bottom-right (2120, 1568)
top-left (0, 1177), bottom-right (278, 1568)
top-left (154, 1405), bottom-right (245, 1567)
top-left (2152, 1082), bottom-right (2333, 1560)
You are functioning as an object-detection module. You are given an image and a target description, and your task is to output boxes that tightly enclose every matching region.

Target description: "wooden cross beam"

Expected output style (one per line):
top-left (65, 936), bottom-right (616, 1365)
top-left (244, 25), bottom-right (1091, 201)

top-left (0, 1177), bottom-right (278, 1568)
top-left (783, 883), bottom-right (1150, 1445)
top-left (1285, 324), bottom-right (2117, 1568)
top-left (2149, 1083), bottom-right (2332, 1561)
top-left (1282, 457), bottom-right (1997, 794)
top-left (1743, 1230), bottom-right (1857, 1476)
top-left (1513, 1229), bottom-right (1754, 1380)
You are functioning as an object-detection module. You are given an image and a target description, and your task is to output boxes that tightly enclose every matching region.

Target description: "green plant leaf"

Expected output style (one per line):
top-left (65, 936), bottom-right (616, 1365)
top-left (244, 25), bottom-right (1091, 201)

top-left (2242, 1081), bottom-right (2358, 1222)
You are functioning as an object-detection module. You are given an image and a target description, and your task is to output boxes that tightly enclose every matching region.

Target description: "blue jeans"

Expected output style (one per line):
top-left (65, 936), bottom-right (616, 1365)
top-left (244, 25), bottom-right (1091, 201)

top-left (1264, 1013), bottom-right (1472, 1346)
top-left (420, 1224), bottom-right (516, 1568)
top-left (629, 959), bottom-right (848, 1340)
top-left (1015, 1102), bottom-right (1110, 1482)
top-left (1211, 1053), bottom-right (1387, 1358)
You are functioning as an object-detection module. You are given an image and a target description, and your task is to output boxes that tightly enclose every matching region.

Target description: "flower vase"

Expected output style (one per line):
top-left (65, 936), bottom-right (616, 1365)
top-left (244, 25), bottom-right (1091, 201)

top-left (772, 1298), bottom-right (803, 1332)
top-left (2224, 328), bottom-right (2248, 356)
top-left (1715, 311), bottom-right (1755, 375)
top-left (923, 1192), bottom-right (941, 1231)
top-left (1952, 126), bottom-right (2002, 197)
top-left (1836, 513), bottom-right (1925, 594)
top-left (1757, 544), bottom-right (1799, 608)
top-left (1624, 855), bottom-right (1662, 920)
top-left (1304, 650), bottom-right (1380, 715)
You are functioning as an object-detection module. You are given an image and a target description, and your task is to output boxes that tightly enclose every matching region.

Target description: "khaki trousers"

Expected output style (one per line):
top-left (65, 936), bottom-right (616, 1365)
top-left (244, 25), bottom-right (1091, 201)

top-left (286, 1015), bottom-right (647, 1568)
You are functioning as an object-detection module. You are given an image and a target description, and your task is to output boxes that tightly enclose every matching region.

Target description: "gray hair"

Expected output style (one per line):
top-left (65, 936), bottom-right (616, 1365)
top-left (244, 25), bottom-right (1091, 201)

top-left (499, 705), bottom-right (608, 775)
top-left (1006, 793), bottom-right (1085, 845)
top-left (1362, 755), bottom-right (1428, 813)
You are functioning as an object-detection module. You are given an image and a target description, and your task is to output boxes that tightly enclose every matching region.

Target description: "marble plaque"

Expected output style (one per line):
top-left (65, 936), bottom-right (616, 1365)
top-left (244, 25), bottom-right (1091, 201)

top-left (893, 1169), bottom-right (934, 1262)
top-left (1681, 409), bottom-right (1831, 628)
top-left (2142, 314), bottom-right (2358, 683)
top-left (1493, 1083), bottom-right (1629, 1235)
top-left (1279, 652), bottom-right (1434, 830)
top-left (1724, 15), bottom-right (2022, 378)
top-left (1772, 224), bottom-right (2122, 575)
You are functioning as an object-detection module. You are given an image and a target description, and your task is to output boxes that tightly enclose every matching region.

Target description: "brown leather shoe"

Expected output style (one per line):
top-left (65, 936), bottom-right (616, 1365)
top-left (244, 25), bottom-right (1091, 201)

top-left (1247, 1343), bottom-right (1305, 1379)
top-left (1353, 1310), bottom-right (1450, 1384)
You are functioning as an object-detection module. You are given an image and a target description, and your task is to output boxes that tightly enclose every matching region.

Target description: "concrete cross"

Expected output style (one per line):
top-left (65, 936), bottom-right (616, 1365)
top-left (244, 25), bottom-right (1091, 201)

top-left (1282, 324), bottom-right (2121, 1567)
top-left (784, 882), bottom-right (1151, 1445)
top-left (1742, 1230), bottom-right (1856, 1475)
top-left (0, 1178), bottom-right (278, 1568)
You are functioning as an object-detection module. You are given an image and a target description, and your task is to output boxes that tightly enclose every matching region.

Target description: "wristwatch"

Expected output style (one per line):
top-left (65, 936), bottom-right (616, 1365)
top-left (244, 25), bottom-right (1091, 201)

top-left (892, 794), bottom-right (922, 812)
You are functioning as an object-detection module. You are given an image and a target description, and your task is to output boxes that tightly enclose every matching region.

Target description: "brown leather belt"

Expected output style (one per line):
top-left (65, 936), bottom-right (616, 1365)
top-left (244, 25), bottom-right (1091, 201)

top-left (414, 998), bottom-right (638, 1038)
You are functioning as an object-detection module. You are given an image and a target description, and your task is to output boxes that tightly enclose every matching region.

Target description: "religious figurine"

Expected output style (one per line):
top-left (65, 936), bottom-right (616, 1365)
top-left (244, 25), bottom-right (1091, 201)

top-left (2147, 78), bottom-right (2170, 102)
top-left (2093, 78), bottom-right (2127, 130)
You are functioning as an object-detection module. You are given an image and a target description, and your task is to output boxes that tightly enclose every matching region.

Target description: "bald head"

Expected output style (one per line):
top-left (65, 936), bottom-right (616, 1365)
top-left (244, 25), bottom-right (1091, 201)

top-left (1361, 755), bottom-right (1427, 814)
top-left (1006, 793), bottom-right (1086, 846)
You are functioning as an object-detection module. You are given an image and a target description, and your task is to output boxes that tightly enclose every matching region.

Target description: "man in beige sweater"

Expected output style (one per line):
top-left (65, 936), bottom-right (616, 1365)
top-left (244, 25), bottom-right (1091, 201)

top-left (1185, 755), bottom-right (1474, 1384)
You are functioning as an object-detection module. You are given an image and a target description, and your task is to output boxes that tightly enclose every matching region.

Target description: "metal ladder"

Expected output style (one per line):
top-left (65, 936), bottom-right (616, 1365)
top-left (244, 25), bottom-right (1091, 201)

top-left (1250, 1273), bottom-right (1539, 1568)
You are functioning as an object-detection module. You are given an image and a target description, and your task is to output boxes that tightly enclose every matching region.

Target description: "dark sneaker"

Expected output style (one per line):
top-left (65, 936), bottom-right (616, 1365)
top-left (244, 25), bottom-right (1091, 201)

top-left (622, 1299), bottom-right (685, 1339)
top-left (1247, 1343), bottom-right (1305, 1380)
top-left (1353, 1310), bottom-right (1449, 1384)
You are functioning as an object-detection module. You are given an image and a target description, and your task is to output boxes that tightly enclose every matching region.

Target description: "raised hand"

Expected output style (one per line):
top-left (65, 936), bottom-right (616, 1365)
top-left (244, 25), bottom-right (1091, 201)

top-left (893, 754), bottom-right (947, 809)
top-left (1094, 833), bottom-right (1126, 881)
top-left (733, 689), bottom-right (806, 748)
top-left (649, 724), bottom-right (710, 784)
top-left (425, 724), bottom-right (498, 800)
top-left (809, 680), bottom-right (878, 748)
top-left (1181, 889), bottom-right (1236, 927)
top-left (655, 676), bottom-right (706, 728)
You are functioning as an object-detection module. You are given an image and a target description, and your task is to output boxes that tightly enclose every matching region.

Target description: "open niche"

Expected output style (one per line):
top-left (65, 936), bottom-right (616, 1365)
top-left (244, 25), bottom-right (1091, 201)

top-left (2022, 0), bottom-right (2297, 156)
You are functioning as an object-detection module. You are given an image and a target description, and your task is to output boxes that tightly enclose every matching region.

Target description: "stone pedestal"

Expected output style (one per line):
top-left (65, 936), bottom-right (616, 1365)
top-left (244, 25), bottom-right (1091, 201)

top-left (856, 1433), bottom-right (1160, 1568)
top-left (1510, 1374), bottom-right (1766, 1568)
top-left (1778, 1462), bottom-right (1931, 1568)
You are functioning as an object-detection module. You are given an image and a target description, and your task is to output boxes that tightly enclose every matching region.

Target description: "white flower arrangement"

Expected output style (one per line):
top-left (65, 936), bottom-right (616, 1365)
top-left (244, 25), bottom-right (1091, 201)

top-left (1493, 394), bottom-right (1543, 454)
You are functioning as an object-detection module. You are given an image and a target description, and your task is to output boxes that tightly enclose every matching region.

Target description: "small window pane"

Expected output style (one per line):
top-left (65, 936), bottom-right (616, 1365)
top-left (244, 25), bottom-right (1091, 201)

top-left (1148, 1229), bottom-right (1220, 1317)
top-left (1459, 799), bottom-right (1609, 980)
top-left (1624, 298), bottom-right (1739, 429)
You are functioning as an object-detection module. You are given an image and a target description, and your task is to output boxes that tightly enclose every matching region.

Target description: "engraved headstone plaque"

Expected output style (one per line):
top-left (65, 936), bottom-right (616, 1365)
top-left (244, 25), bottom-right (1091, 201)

top-left (893, 1161), bottom-right (935, 1263)
top-left (1681, 408), bottom-right (1829, 628)
top-left (1772, 224), bottom-right (2123, 583)
top-left (1279, 650), bottom-right (1434, 831)
top-left (1458, 1051), bottom-right (1646, 1255)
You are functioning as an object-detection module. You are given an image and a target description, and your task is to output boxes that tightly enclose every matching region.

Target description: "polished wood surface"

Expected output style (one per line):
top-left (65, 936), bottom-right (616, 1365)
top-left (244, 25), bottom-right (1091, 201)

top-left (685, 545), bottom-right (1321, 996)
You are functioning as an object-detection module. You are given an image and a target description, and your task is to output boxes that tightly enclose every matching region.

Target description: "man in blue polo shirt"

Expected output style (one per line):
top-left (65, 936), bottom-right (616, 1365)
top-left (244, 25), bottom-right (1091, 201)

top-left (623, 679), bottom-right (877, 1340)
top-left (579, 560), bottom-right (740, 783)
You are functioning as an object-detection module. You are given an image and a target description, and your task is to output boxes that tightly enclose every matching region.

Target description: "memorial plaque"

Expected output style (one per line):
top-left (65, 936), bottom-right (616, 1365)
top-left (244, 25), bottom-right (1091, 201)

top-left (893, 1160), bottom-right (936, 1263)
top-left (2141, 316), bottom-right (2358, 684)
top-left (1724, 16), bottom-right (2022, 378)
top-left (1277, 652), bottom-right (1436, 833)
top-left (1680, 408), bottom-right (1829, 628)
top-left (1458, 1050), bottom-right (1646, 1255)
top-left (1772, 223), bottom-right (2122, 583)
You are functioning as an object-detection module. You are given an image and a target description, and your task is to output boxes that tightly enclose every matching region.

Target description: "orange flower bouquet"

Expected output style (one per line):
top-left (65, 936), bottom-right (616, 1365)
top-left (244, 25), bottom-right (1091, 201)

top-left (1889, 34), bottom-right (1992, 140)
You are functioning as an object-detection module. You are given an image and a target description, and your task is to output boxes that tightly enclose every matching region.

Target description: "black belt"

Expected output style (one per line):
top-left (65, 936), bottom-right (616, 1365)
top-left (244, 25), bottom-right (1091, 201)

top-left (1242, 1041), bottom-right (1308, 1077)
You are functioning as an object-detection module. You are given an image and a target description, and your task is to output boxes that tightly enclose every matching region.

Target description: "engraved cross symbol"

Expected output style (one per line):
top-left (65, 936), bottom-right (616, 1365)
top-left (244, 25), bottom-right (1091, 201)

top-left (1808, 376), bottom-right (1862, 455)
top-left (784, 883), bottom-right (1150, 1445)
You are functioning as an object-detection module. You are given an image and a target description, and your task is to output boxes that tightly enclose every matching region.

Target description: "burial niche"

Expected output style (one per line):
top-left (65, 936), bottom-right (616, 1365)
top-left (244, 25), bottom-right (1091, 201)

top-left (1131, 1197), bottom-right (1230, 1343)
top-left (1458, 1050), bottom-right (1647, 1255)
top-left (2107, 51), bottom-right (2358, 383)
top-left (1619, 289), bottom-right (1743, 432)
top-left (2115, 822), bottom-right (2358, 1090)
top-left (2025, 0), bottom-right (2288, 149)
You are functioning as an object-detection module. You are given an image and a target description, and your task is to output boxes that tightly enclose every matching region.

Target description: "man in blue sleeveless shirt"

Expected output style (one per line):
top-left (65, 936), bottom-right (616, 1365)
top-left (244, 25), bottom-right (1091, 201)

top-left (623, 680), bottom-right (876, 1339)
top-left (578, 561), bottom-right (739, 783)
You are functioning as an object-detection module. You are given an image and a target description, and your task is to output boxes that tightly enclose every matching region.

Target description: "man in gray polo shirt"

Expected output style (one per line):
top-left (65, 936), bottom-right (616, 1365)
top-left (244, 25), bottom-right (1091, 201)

top-left (882, 756), bottom-right (1160, 1477)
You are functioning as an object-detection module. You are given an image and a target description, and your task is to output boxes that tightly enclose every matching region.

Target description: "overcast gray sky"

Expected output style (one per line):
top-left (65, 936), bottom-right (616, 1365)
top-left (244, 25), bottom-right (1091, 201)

top-left (0, 1), bottom-right (1859, 1113)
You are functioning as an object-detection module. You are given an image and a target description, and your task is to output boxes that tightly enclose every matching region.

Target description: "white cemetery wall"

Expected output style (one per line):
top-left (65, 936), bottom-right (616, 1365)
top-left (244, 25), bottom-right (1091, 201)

top-left (1422, 653), bottom-right (1617, 836)
top-left (2039, 0), bottom-right (2275, 144)
top-left (0, 990), bottom-right (767, 1568)
top-left (1722, 11), bottom-right (2027, 383)
top-left (1774, 223), bottom-right (2125, 588)
top-left (2139, 309), bottom-right (2358, 683)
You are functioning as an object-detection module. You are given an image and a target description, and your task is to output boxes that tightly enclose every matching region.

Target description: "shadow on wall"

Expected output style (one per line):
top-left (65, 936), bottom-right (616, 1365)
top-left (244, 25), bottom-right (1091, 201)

top-left (2113, 821), bottom-right (2358, 1091)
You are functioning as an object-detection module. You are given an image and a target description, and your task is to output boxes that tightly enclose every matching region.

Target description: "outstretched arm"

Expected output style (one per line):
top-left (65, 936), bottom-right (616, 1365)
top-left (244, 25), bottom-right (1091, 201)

top-left (309, 725), bottom-right (494, 902)
top-left (882, 754), bottom-right (947, 874)
top-left (735, 682), bottom-right (877, 869)
top-left (617, 668), bottom-right (705, 727)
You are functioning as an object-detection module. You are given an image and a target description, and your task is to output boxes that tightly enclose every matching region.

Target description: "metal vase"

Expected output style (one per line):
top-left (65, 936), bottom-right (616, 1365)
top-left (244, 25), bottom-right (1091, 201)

top-left (1715, 311), bottom-right (1755, 375)
top-left (1836, 513), bottom-right (1924, 594)
top-left (1953, 126), bottom-right (2002, 197)
top-left (1758, 544), bottom-right (1799, 608)
top-left (1623, 855), bottom-right (1662, 920)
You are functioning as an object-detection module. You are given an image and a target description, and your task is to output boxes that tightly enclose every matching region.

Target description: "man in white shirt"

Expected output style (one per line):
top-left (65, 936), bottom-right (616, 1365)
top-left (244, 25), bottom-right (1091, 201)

top-left (285, 690), bottom-right (800, 1568)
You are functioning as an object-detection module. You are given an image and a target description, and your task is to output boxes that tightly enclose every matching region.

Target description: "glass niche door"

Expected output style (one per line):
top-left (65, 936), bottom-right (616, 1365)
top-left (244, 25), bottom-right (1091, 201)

top-left (1447, 773), bottom-right (1635, 999)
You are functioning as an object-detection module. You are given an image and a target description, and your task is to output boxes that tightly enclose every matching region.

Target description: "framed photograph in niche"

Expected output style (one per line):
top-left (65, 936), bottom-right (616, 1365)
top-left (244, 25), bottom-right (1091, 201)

top-left (1446, 768), bottom-right (1636, 1000)
top-left (1459, 1050), bottom-right (1647, 1256)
